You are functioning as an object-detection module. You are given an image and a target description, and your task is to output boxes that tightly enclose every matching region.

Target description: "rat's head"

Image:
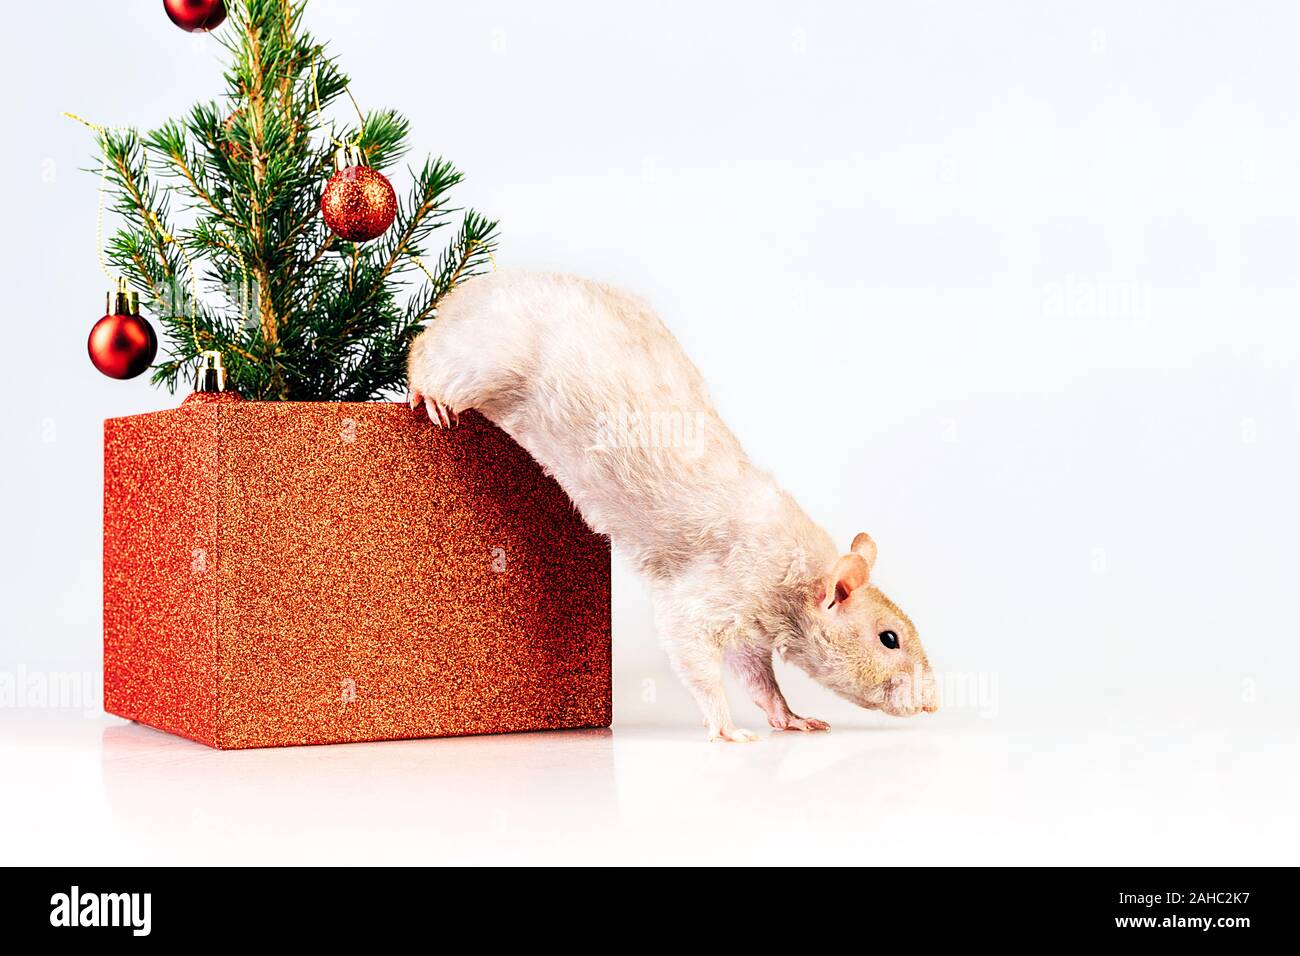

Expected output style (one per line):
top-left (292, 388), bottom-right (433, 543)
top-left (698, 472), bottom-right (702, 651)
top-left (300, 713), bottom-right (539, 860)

top-left (786, 532), bottom-right (938, 717)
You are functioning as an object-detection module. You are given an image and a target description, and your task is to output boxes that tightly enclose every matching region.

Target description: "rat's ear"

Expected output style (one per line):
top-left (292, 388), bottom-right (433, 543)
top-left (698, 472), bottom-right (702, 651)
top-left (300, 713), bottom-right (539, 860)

top-left (827, 553), bottom-right (870, 609)
top-left (850, 532), bottom-right (877, 572)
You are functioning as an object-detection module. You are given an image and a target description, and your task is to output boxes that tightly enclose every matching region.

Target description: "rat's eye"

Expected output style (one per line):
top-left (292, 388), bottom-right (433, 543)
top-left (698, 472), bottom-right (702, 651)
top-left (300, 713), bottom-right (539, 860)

top-left (878, 630), bottom-right (899, 649)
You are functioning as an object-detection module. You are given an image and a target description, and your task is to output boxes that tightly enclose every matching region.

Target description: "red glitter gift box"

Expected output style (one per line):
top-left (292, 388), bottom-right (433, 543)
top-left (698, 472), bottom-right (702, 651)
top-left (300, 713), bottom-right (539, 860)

top-left (102, 395), bottom-right (611, 749)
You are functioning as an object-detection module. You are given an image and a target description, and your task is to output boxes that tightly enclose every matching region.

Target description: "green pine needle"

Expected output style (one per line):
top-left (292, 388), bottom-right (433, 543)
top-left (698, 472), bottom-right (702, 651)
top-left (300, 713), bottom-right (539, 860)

top-left (87, 0), bottom-right (499, 401)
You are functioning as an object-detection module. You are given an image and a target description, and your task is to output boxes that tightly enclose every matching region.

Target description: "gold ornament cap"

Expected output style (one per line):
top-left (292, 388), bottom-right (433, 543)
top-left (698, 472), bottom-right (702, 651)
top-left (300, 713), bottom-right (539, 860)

top-left (196, 350), bottom-right (227, 393)
top-left (333, 144), bottom-right (364, 171)
top-left (107, 277), bottom-right (139, 316)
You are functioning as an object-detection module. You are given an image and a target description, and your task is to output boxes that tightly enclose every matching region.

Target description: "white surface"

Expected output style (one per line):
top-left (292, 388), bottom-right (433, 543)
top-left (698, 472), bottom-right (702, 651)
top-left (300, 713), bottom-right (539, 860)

top-left (2, 713), bottom-right (1295, 866)
top-left (2, 2), bottom-right (1300, 864)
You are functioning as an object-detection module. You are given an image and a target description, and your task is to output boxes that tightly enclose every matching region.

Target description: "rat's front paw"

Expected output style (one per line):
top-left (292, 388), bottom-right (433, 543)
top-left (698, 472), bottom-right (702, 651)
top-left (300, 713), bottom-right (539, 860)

top-left (709, 726), bottom-right (760, 743)
top-left (767, 712), bottom-right (830, 732)
top-left (783, 716), bottom-right (830, 732)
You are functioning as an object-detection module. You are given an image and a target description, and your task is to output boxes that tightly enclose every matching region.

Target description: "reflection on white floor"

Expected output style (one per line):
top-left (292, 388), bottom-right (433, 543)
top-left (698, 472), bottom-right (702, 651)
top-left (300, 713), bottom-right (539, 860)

top-left (1, 712), bottom-right (1296, 865)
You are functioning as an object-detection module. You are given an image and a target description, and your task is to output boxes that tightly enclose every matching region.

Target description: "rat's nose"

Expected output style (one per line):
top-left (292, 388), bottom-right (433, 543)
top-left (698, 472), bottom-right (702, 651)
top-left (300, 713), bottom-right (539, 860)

top-left (920, 670), bottom-right (939, 713)
top-left (885, 669), bottom-right (940, 715)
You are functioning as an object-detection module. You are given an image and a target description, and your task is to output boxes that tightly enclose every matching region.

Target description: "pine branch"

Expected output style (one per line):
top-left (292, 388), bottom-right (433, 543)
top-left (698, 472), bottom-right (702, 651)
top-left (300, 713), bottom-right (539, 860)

top-left (145, 119), bottom-right (242, 229)
top-left (100, 130), bottom-right (180, 296)
top-left (406, 212), bottom-right (500, 323)
top-left (372, 157), bottom-right (463, 284)
top-left (84, 0), bottom-right (499, 401)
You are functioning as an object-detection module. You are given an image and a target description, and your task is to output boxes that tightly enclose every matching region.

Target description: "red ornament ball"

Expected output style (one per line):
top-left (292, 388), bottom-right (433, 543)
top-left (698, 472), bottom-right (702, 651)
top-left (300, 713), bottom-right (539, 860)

top-left (163, 0), bottom-right (226, 33)
top-left (88, 311), bottom-right (158, 380)
top-left (321, 164), bottom-right (397, 242)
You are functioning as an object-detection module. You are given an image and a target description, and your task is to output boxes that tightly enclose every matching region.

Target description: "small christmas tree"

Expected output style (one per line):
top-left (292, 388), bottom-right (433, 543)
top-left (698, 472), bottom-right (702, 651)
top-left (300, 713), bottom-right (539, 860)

top-left (90, 0), bottom-right (497, 400)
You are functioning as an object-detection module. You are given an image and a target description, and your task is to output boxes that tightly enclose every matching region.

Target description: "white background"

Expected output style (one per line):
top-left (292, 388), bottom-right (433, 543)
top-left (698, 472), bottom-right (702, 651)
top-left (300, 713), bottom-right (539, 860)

top-left (1, 1), bottom-right (1297, 864)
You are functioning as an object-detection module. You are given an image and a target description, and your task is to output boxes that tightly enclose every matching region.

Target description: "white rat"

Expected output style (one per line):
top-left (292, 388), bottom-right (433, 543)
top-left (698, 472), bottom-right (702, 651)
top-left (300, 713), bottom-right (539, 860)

top-left (407, 271), bottom-right (938, 741)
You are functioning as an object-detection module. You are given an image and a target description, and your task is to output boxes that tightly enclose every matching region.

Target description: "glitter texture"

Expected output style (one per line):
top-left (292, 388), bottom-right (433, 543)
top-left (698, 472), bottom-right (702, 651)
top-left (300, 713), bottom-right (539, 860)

top-left (103, 399), bottom-right (612, 749)
top-left (320, 165), bottom-right (398, 242)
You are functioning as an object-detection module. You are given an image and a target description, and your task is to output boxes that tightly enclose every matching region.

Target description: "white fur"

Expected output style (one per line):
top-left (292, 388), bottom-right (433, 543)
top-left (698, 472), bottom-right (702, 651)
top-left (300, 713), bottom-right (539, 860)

top-left (408, 271), bottom-right (937, 739)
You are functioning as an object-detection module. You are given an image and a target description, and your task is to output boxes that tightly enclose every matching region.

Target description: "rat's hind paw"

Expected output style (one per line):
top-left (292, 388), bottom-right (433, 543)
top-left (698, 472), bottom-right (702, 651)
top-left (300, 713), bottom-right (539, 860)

top-left (710, 727), bottom-right (761, 743)
top-left (411, 391), bottom-right (458, 428)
